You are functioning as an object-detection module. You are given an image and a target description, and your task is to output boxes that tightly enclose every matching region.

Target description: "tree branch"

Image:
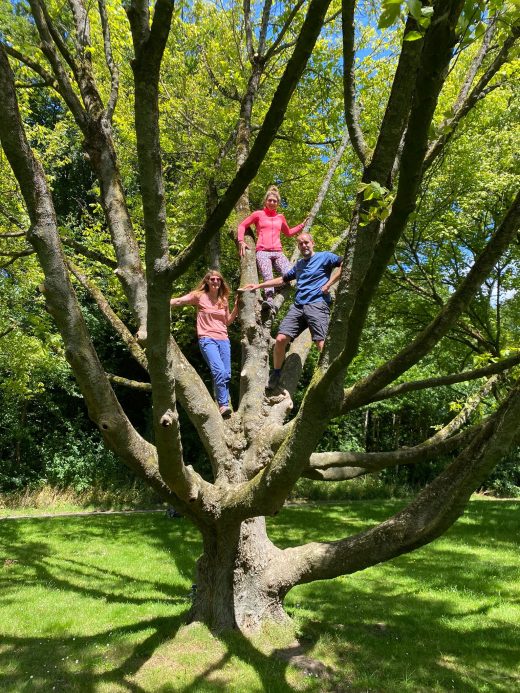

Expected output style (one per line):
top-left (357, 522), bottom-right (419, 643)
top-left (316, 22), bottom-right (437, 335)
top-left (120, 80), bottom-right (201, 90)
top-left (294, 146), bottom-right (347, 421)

top-left (243, 0), bottom-right (254, 61)
top-left (263, 0), bottom-right (305, 63)
top-left (369, 352), bottom-right (520, 403)
top-left (341, 0), bottom-right (368, 165)
top-left (0, 203), bottom-right (26, 230)
top-left (168, 0), bottom-right (333, 280)
top-left (202, 49), bottom-right (240, 101)
top-left (0, 248), bottom-right (36, 268)
top-left (62, 237), bottom-right (117, 268)
top-left (424, 19), bottom-right (520, 170)
top-left (97, 0), bottom-right (120, 121)
top-left (324, 2), bottom-right (490, 378)
top-left (27, 0), bottom-right (88, 128)
top-left (257, 0), bottom-right (274, 58)
top-left (342, 190), bottom-right (520, 411)
top-left (107, 373), bottom-right (152, 391)
top-left (426, 375), bottom-right (498, 445)
top-left (0, 43), bottom-right (174, 502)
top-left (39, 0), bottom-right (79, 75)
top-left (128, 0), bottom-right (194, 498)
top-left (67, 261), bottom-right (148, 371)
top-left (0, 231), bottom-right (26, 238)
top-left (266, 379), bottom-right (520, 591)
top-left (306, 424), bottom-right (477, 476)
top-left (0, 44), bottom-right (57, 89)
top-left (305, 127), bottom-right (350, 232)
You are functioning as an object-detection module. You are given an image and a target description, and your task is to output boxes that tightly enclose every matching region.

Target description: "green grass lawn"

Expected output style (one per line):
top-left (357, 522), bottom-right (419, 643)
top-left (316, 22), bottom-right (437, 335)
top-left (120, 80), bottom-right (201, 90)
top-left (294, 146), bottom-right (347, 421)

top-left (0, 500), bottom-right (518, 692)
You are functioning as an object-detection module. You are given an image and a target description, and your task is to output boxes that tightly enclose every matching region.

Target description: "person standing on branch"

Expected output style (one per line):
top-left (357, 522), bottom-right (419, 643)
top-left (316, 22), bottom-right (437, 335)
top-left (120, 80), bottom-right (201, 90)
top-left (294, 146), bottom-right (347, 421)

top-left (170, 271), bottom-right (239, 417)
top-left (237, 185), bottom-right (308, 310)
top-left (240, 233), bottom-right (342, 392)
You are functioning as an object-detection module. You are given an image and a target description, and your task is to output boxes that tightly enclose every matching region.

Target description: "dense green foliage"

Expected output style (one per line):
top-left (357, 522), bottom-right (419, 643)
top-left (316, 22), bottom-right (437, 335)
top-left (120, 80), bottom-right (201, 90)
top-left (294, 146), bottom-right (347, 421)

top-left (1, 0), bottom-right (519, 496)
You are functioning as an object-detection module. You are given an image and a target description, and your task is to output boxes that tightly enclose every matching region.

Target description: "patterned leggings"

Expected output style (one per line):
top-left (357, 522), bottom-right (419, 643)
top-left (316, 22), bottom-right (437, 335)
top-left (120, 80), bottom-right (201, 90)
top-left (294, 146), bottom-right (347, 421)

top-left (256, 250), bottom-right (292, 300)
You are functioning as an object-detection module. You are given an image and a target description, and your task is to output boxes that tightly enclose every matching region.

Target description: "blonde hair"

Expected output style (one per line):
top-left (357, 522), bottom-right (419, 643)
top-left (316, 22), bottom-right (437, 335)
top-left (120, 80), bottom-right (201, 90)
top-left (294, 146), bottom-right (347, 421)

top-left (263, 185), bottom-right (281, 206)
top-left (193, 270), bottom-right (230, 307)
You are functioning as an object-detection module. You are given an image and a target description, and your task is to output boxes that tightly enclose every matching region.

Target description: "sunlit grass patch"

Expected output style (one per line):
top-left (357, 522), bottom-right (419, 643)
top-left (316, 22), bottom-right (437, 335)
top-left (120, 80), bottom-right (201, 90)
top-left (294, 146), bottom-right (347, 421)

top-left (0, 500), bottom-right (518, 691)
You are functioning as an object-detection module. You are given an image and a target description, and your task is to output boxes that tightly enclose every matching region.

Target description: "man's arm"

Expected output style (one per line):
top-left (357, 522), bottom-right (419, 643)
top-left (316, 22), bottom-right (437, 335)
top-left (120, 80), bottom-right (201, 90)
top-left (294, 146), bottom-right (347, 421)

top-left (239, 276), bottom-right (286, 292)
top-left (321, 263), bottom-right (342, 293)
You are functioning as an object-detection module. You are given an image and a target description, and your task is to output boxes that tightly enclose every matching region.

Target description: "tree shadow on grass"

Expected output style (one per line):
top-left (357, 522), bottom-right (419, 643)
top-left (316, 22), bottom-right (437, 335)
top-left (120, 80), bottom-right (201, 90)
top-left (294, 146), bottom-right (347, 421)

top-left (0, 514), bottom-right (197, 691)
top-left (133, 623), bottom-right (325, 693)
top-left (1, 502), bottom-right (518, 691)
top-left (0, 614), bottom-right (185, 692)
top-left (286, 578), bottom-right (520, 692)
top-left (274, 501), bottom-right (520, 692)
top-left (0, 513), bottom-right (201, 603)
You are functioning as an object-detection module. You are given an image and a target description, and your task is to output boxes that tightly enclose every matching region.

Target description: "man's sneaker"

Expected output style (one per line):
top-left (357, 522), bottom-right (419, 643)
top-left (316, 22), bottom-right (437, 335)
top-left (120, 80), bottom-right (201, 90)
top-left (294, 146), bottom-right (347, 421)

top-left (266, 370), bottom-right (281, 392)
top-left (261, 299), bottom-right (274, 319)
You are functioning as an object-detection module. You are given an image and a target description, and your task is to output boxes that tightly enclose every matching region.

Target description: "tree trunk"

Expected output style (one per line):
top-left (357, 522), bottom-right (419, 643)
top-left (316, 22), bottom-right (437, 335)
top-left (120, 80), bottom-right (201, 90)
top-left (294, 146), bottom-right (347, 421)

top-left (190, 517), bottom-right (289, 632)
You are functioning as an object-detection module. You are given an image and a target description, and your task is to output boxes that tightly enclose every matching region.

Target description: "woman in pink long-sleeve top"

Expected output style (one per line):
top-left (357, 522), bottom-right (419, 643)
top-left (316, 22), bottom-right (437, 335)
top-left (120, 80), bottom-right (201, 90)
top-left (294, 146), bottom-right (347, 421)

top-left (237, 185), bottom-right (307, 308)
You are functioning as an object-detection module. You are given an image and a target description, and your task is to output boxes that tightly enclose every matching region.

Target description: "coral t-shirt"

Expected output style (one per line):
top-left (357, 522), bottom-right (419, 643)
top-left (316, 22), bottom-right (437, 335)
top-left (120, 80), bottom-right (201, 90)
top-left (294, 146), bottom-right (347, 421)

top-left (185, 292), bottom-right (230, 340)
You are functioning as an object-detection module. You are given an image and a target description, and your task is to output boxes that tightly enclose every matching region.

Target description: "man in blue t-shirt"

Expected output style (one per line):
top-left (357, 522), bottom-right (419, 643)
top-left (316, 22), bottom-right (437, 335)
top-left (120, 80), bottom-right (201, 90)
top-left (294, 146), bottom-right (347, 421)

top-left (240, 233), bottom-right (342, 391)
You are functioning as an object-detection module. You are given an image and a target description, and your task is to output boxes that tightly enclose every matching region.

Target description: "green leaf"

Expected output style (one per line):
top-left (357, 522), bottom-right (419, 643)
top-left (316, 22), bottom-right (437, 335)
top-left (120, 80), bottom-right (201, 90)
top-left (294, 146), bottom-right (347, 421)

top-left (421, 6), bottom-right (434, 17)
top-left (406, 0), bottom-right (422, 21)
top-left (378, 3), bottom-right (402, 29)
top-left (404, 30), bottom-right (424, 41)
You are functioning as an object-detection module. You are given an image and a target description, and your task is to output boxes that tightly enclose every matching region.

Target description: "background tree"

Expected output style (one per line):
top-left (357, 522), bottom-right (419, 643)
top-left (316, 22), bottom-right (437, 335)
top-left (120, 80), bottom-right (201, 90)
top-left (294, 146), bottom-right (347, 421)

top-left (0, 0), bottom-right (519, 633)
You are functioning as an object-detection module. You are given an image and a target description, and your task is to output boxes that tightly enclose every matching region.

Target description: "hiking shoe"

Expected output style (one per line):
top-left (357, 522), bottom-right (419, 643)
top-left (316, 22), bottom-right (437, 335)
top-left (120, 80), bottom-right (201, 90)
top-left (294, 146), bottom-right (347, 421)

top-left (219, 405), bottom-right (232, 418)
top-left (261, 300), bottom-right (274, 319)
top-left (266, 370), bottom-right (281, 392)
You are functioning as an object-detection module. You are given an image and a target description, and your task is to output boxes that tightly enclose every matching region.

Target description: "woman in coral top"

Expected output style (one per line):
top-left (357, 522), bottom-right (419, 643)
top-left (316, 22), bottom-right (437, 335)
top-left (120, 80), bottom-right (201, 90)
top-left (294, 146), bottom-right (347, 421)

top-left (170, 270), bottom-right (238, 418)
top-left (237, 185), bottom-right (308, 308)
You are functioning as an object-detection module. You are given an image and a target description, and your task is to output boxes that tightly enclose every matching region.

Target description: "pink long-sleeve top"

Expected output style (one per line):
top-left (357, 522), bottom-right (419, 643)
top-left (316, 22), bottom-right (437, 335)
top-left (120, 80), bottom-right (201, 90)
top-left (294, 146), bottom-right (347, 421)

top-left (237, 207), bottom-right (305, 251)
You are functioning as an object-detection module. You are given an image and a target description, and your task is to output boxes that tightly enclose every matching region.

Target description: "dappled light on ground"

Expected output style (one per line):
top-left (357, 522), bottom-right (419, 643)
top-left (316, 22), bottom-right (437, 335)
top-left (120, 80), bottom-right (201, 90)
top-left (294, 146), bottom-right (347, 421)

top-left (0, 501), bottom-right (518, 691)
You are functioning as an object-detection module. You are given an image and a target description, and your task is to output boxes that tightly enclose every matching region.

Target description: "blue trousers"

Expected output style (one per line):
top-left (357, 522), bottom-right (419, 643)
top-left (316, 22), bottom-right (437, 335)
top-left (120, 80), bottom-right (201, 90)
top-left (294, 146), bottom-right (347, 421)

top-left (198, 337), bottom-right (231, 407)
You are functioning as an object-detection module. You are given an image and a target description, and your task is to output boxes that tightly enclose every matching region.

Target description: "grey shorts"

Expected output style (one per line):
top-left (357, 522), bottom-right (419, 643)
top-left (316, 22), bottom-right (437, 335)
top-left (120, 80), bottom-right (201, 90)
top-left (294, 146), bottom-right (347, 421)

top-left (277, 301), bottom-right (330, 342)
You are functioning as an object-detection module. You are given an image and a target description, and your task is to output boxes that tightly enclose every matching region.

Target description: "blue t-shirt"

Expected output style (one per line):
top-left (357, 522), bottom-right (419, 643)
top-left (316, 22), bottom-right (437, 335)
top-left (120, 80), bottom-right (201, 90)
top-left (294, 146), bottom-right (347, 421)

top-left (283, 251), bottom-right (342, 306)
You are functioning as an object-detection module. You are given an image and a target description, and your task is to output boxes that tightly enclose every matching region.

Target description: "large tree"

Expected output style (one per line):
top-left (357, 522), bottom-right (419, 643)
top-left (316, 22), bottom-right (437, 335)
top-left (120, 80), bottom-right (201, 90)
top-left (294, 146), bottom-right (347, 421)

top-left (0, 0), bottom-right (519, 632)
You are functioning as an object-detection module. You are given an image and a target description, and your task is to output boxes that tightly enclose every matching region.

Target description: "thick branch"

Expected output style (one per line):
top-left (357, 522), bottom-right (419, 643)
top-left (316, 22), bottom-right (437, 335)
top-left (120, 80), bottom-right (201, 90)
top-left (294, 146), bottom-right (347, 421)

top-left (266, 379), bottom-right (520, 591)
top-left (307, 424), bottom-right (479, 474)
top-left (257, 0), bottom-right (273, 58)
top-left (364, 15), bottom-right (424, 187)
top-left (0, 44), bottom-right (170, 499)
top-left (129, 0), bottom-right (192, 496)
